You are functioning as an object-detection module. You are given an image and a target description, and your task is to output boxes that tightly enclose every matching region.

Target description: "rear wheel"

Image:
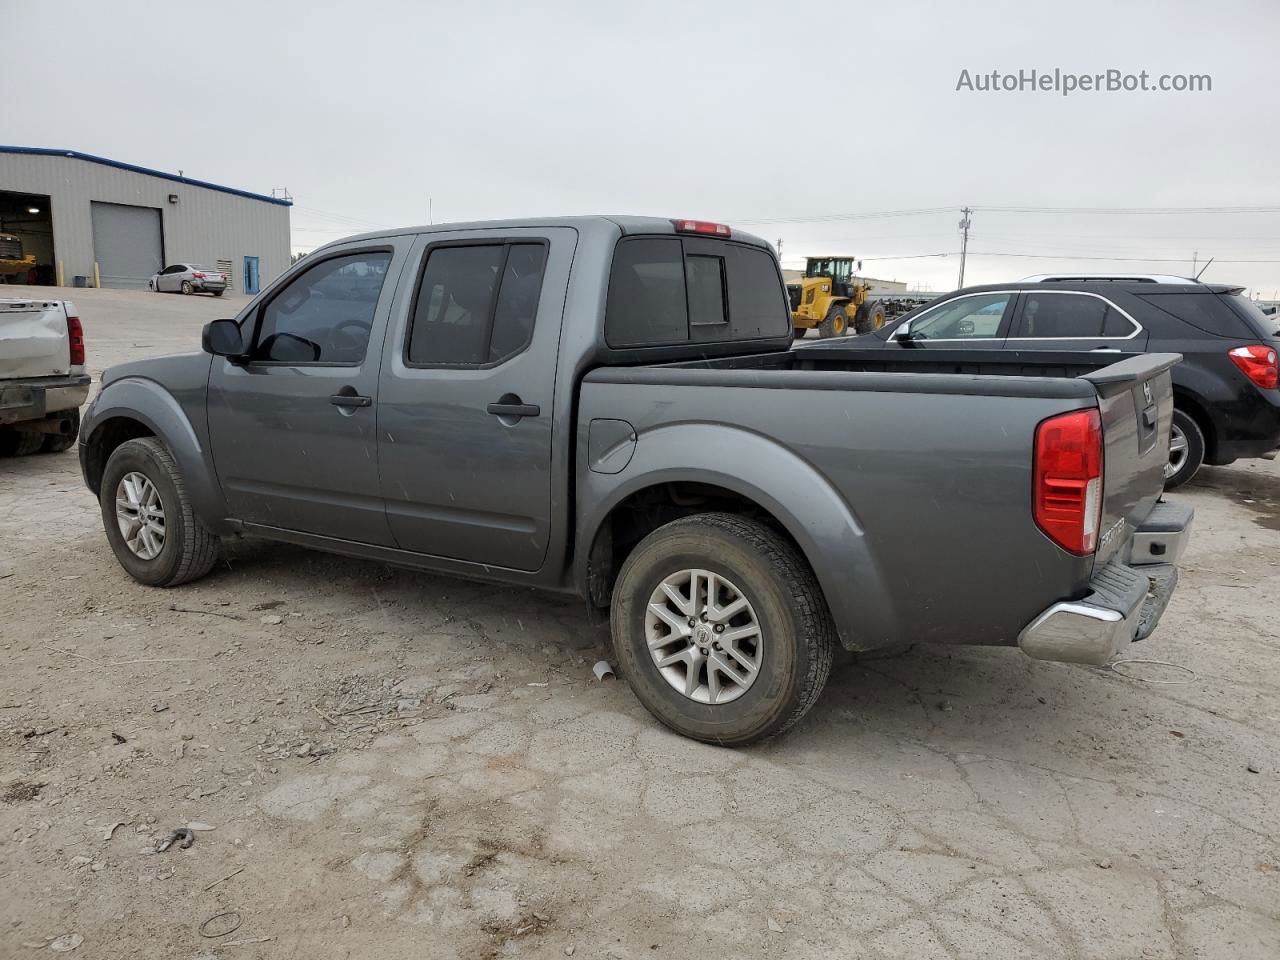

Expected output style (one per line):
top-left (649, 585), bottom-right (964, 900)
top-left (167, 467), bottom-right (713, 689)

top-left (41, 410), bottom-right (80, 453)
top-left (100, 437), bottom-right (220, 586)
top-left (1164, 408), bottom-right (1205, 489)
top-left (212, 289), bottom-right (224, 297)
top-left (855, 302), bottom-right (887, 334)
top-left (818, 305), bottom-right (849, 338)
top-left (610, 513), bottom-right (835, 745)
top-left (181, 280), bottom-right (193, 295)
top-left (0, 429), bottom-right (44, 457)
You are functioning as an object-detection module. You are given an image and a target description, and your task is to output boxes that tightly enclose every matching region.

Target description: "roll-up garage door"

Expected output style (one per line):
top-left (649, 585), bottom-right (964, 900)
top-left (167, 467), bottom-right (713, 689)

top-left (90, 202), bottom-right (163, 289)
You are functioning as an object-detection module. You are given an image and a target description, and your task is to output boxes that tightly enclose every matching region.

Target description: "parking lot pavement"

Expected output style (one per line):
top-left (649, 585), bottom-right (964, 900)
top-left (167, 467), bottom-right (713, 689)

top-left (1, 288), bottom-right (1278, 959)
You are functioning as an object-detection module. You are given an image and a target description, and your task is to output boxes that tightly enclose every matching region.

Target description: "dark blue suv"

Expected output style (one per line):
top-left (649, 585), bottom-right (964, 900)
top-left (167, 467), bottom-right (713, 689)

top-left (847, 274), bottom-right (1280, 488)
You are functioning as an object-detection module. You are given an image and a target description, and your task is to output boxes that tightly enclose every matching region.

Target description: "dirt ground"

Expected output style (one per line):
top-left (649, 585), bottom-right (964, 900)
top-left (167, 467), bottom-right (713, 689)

top-left (2, 287), bottom-right (1278, 959)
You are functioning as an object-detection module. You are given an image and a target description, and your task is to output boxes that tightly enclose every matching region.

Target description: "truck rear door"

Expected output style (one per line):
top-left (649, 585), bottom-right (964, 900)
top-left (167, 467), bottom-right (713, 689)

top-left (376, 227), bottom-right (577, 572)
top-left (0, 299), bottom-right (70, 378)
top-left (1083, 354), bottom-right (1180, 568)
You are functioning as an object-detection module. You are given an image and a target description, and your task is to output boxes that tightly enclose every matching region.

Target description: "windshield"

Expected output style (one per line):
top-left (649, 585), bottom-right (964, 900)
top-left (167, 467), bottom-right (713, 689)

top-left (806, 258), bottom-right (854, 282)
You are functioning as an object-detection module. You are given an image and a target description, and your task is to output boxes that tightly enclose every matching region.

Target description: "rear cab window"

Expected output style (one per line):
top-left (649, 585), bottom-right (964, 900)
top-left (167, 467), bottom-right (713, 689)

top-left (604, 236), bottom-right (790, 348)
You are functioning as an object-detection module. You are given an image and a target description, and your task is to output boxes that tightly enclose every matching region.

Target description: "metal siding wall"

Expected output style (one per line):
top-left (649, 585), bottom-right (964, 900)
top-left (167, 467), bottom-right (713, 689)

top-left (0, 153), bottom-right (290, 288)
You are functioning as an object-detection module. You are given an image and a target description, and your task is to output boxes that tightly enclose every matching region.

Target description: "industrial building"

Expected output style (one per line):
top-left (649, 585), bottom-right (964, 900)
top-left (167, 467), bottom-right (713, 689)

top-left (0, 146), bottom-right (290, 293)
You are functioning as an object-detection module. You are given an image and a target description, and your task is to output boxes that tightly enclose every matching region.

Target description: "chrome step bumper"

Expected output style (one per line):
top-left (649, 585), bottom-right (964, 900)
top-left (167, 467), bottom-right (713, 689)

top-left (1019, 502), bottom-right (1192, 666)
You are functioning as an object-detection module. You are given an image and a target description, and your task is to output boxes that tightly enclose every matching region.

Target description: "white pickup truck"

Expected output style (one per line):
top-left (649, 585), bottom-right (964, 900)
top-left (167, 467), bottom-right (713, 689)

top-left (0, 297), bottom-right (90, 455)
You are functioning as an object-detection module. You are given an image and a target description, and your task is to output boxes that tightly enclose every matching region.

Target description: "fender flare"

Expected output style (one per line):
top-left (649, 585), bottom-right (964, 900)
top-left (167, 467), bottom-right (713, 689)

top-left (577, 422), bottom-right (899, 650)
top-left (82, 377), bottom-right (231, 533)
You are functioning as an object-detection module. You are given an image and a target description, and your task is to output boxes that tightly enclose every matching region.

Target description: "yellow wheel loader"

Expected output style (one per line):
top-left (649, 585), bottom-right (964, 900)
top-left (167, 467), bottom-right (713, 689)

top-left (787, 256), bottom-right (887, 339)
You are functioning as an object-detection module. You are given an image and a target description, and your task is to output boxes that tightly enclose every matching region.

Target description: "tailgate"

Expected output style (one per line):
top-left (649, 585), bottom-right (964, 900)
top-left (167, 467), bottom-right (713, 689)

top-left (0, 299), bottom-right (70, 378)
top-left (1082, 353), bottom-right (1181, 568)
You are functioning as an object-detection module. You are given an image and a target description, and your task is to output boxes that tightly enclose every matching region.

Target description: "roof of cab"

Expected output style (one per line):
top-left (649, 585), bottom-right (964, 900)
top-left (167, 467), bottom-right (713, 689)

top-left (325, 216), bottom-right (772, 252)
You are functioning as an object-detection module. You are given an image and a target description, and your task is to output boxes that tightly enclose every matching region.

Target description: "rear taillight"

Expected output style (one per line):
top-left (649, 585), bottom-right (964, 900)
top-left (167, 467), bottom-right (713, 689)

top-left (671, 219), bottom-right (732, 237)
top-left (1228, 344), bottom-right (1278, 389)
top-left (67, 314), bottom-right (85, 366)
top-left (192, 271), bottom-right (206, 279)
top-left (1033, 409), bottom-right (1103, 555)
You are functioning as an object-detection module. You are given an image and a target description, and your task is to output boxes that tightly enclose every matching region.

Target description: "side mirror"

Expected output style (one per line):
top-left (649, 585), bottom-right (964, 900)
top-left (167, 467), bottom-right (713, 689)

top-left (891, 321), bottom-right (912, 339)
top-left (202, 319), bottom-right (246, 360)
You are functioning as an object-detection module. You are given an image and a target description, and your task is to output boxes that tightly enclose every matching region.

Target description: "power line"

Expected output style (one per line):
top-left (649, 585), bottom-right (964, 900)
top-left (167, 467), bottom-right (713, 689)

top-left (729, 203), bottom-right (1280, 226)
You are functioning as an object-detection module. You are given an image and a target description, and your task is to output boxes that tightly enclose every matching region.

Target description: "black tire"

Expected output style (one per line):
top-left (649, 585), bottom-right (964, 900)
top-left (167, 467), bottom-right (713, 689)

top-left (1164, 408), bottom-right (1205, 490)
top-left (818, 305), bottom-right (849, 338)
top-left (212, 289), bottom-right (224, 297)
top-left (855, 302), bottom-right (887, 334)
top-left (41, 410), bottom-right (80, 454)
top-left (0, 429), bottom-right (44, 456)
top-left (610, 513), bottom-right (835, 746)
top-left (100, 437), bottom-right (220, 587)
top-left (181, 280), bottom-right (193, 295)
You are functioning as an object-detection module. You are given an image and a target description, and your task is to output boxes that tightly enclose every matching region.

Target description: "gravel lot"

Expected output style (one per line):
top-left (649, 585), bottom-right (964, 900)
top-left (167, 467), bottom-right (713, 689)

top-left (2, 287), bottom-right (1278, 959)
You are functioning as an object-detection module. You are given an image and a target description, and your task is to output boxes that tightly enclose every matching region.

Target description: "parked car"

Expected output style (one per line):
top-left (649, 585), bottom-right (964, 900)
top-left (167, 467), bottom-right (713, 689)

top-left (78, 217), bottom-right (1191, 744)
top-left (149, 263), bottom-right (228, 296)
top-left (840, 274), bottom-right (1280, 487)
top-left (0, 297), bottom-right (89, 455)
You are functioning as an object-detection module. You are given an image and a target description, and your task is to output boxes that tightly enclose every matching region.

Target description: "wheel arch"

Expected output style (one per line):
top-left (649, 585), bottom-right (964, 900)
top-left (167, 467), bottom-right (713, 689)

top-left (82, 378), bottom-right (230, 532)
top-left (1171, 387), bottom-right (1216, 461)
top-left (576, 425), bottom-right (899, 650)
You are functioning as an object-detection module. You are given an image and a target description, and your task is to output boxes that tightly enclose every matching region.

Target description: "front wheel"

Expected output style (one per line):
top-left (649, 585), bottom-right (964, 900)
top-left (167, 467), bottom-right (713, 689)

top-left (818, 305), bottom-right (849, 338)
top-left (610, 513), bottom-right (835, 745)
top-left (1164, 408), bottom-right (1205, 489)
top-left (100, 437), bottom-right (220, 586)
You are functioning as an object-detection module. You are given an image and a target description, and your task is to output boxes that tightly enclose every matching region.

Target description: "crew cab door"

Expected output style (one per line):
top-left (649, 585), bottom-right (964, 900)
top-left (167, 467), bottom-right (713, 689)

top-left (376, 228), bottom-right (575, 572)
top-left (1003, 290), bottom-right (1148, 353)
top-left (207, 240), bottom-right (409, 544)
top-left (886, 291), bottom-right (1016, 347)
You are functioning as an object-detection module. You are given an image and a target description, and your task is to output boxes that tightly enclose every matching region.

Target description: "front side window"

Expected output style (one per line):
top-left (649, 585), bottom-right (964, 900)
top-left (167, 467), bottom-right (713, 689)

top-left (1018, 293), bottom-right (1129, 338)
top-left (253, 251), bottom-right (391, 364)
top-left (407, 242), bottom-right (547, 366)
top-left (905, 292), bottom-right (1011, 340)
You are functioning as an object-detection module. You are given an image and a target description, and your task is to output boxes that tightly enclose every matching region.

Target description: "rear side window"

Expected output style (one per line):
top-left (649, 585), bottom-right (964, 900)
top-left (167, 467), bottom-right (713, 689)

top-left (407, 242), bottom-right (547, 366)
top-left (1017, 293), bottom-right (1132, 338)
top-left (605, 237), bottom-right (789, 348)
top-left (1135, 292), bottom-right (1252, 337)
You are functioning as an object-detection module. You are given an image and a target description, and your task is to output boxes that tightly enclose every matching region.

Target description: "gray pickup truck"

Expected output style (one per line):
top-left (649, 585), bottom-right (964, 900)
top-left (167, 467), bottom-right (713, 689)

top-left (79, 216), bottom-right (1192, 744)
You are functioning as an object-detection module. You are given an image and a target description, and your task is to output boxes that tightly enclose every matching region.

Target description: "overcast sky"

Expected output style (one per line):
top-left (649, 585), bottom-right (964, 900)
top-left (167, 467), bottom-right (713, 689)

top-left (8, 0), bottom-right (1279, 294)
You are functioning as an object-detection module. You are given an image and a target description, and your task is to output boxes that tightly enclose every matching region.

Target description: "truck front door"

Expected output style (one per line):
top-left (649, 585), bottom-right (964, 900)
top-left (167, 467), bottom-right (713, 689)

top-left (376, 228), bottom-right (575, 572)
top-left (207, 242), bottom-right (407, 545)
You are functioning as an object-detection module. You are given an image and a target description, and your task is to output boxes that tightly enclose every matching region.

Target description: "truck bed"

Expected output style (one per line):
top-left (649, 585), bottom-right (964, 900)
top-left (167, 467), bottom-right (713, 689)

top-left (580, 346), bottom-right (1178, 652)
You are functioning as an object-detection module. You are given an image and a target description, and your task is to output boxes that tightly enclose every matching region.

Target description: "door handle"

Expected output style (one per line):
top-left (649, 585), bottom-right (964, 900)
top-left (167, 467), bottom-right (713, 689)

top-left (330, 392), bottom-right (372, 408)
top-left (1091, 347), bottom-right (1122, 353)
top-left (487, 399), bottom-right (540, 418)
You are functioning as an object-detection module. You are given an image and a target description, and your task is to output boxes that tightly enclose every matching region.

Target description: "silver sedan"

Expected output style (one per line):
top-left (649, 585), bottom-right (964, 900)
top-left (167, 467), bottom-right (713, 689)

top-left (149, 263), bottom-right (228, 296)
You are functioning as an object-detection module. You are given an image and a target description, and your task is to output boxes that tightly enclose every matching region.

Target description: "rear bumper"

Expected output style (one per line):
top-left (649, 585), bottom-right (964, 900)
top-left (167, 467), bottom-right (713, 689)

top-left (1018, 502), bottom-right (1193, 666)
top-left (0, 374), bottom-right (91, 426)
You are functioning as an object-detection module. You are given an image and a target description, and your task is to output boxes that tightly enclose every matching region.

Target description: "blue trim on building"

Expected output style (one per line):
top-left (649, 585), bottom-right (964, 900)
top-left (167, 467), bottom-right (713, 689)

top-left (0, 145), bottom-right (293, 207)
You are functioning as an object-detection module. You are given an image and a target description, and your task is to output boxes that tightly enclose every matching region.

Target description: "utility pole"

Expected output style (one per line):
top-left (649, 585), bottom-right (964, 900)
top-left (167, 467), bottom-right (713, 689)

top-left (1191, 251), bottom-right (1197, 275)
top-left (429, 198), bottom-right (433, 225)
top-left (776, 238), bottom-right (784, 259)
top-left (957, 207), bottom-right (973, 287)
